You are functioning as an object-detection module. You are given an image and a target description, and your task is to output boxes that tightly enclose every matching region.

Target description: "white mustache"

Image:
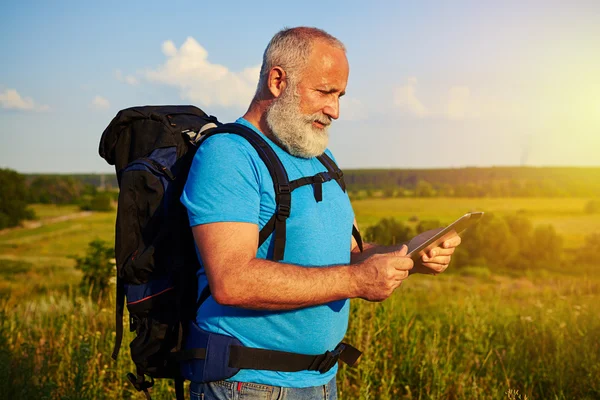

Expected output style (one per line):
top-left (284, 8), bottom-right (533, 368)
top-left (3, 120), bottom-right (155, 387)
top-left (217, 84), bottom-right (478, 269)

top-left (313, 115), bottom-right (332, 126)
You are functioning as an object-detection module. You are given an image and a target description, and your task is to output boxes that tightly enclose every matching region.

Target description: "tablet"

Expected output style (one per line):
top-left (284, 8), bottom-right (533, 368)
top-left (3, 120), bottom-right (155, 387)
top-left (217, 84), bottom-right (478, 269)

top-left (407, 212), bottom-right (484, 260)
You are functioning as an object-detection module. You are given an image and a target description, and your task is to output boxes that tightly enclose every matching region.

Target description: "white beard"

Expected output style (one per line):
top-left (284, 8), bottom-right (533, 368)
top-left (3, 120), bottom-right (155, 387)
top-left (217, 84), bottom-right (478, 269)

top-left (265, 84), bottom-right (332, 158)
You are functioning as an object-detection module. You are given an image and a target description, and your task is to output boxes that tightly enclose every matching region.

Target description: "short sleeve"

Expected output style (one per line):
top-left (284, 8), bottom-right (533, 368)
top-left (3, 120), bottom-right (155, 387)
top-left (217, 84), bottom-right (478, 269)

top-left (181, 134), bottom-right (262, 227)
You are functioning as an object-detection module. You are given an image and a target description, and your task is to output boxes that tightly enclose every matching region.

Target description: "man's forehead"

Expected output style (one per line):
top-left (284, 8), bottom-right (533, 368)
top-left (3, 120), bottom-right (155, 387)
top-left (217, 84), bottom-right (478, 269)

top-left (300, 41), bottom-right (349, 85)
top-left (310, 40), bottom-right (347, 67)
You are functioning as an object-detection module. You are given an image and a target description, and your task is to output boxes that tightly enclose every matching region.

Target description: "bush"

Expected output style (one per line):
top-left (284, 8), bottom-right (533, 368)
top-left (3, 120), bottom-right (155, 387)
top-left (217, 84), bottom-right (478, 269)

top-left (457, 213), bottom-right (519, 268)
top-left (531, 225), bottom-right (563, 266)
top-left (576, 233), bottom-right (600, 265)
top-left (79, 192), bottom-right (113, 212)
top-left (0, 169), bottom-right (35, 229)
top-left (364, 218), bottom-right (414, 246)
top-left (73, 239), bottom-right (115, 299)
top-left (415, 220), bottom-right (442, 234)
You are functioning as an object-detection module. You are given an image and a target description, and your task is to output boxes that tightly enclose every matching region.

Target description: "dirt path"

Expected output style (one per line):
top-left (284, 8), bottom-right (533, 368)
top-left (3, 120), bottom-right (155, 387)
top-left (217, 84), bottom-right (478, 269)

top-left (0, 211), bottom-right (93, 236)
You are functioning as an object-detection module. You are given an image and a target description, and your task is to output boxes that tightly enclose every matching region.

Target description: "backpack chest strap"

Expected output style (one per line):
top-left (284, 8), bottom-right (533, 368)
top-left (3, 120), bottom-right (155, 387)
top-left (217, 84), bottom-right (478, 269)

top-left (289, 170), bottom-right (340, 202)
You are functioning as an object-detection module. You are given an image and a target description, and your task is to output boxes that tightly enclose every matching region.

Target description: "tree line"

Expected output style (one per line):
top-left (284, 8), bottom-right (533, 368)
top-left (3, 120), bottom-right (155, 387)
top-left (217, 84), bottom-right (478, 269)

top-left (345, 166), bottom-right (600, 198)
top-left (0, 169), bottom-right (115, 229)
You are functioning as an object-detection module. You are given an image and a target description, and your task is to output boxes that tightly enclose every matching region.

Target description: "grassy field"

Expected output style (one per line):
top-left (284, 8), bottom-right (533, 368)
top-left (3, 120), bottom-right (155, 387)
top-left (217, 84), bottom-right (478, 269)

top-left (352, 197), bottom-right (600, 249)
top-left (1, 200), bottom-right (599, 399)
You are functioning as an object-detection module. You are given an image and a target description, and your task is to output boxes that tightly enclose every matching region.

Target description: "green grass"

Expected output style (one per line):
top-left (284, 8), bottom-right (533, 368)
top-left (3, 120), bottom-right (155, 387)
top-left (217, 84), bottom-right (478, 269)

top-left (1, 201), bottom-right (599, 399)
top-left (0, 205), bottom-right (114, 299)
top-left (28, 204), bottom-right (81, 219)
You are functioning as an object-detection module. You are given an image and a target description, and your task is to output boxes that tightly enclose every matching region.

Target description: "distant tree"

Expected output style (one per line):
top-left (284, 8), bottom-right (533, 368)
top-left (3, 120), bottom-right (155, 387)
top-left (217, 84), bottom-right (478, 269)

top-left (364, 218), bottom-right (414, 246)
top-left (576, 233), bottom-right (600, 264)
top-left (454, 183), bottom-right (484, 197)
top-left (73, 239), bottom-right (115, 299)
top-left (27, 175), bottom-right (87, 204)
top-left (416, 220), bottom-right (442, 235)
top-left (0, 168), bottom-right (35, 229)
top-left (382, 187), bottom-right (395, 198)
top-left (504, 214), bottom-right (533, 240)
top-left (80, 192), bottom-right (113, 212)
top-left (521, 225), bottom-right (563, 268)
top-left (437, 183), bottom-right (454, 197)
top-left (459, 213), bottom-right (519, 268)
top-left (415, 180), bottom-right (435, 197)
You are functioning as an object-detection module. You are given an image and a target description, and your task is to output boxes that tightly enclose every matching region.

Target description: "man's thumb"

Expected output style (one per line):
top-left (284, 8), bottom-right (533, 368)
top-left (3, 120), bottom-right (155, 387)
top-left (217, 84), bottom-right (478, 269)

top-left (393, 244), bottom-right (408, 257)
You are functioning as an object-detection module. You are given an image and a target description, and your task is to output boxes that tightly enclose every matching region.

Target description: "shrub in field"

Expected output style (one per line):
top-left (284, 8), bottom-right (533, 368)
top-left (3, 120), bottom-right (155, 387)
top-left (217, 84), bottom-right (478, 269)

top-left (365, 218), bottom-right (413, 246)
top-left (414, 180), bottom-right (435, 197)
top-left (576, 233), bottom-right (600, 265)
top-left (415, 219), bottom-right (442, 234)
top-left (458, 213), bottom-right (519, 268)
top-left (0, 168), bottom-right (36, 229)
top-left (521, 224), bottom-right (563, 268)
top-left (73, 239), bottom-right (115, 299)
top-left (80, 192), bottom-right (113, 212)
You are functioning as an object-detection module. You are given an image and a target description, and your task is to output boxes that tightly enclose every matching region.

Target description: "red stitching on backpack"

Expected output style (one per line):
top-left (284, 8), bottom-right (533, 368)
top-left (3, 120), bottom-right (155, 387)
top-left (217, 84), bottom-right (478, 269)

top-left (127, 287), bottom-right (174, 305)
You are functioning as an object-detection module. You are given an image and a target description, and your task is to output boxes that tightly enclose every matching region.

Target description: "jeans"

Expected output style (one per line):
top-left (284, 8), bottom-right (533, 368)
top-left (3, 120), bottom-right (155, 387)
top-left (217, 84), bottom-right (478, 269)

top-left (190, 378), bottom-right (337, 400)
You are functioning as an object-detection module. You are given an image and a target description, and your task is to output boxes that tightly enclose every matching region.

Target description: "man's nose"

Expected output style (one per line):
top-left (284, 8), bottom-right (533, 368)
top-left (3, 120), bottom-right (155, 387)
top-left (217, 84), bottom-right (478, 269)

top-left (323, 97), bottom-right (340, 120)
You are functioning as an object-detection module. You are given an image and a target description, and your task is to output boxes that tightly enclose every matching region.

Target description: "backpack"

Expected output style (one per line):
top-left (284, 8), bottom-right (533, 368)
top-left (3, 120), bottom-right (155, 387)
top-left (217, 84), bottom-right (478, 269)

top-left (99, 105), bottom-right (364, 399)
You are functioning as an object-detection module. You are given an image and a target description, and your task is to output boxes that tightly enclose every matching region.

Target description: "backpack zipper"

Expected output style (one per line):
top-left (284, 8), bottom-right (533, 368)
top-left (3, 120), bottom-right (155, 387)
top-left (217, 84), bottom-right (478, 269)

top-left (129, 158), bottom-right (176, 181)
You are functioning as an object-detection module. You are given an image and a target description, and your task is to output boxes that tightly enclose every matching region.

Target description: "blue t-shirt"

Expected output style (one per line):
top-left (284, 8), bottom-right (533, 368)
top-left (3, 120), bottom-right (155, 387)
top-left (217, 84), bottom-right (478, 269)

top-left (180, 118), bottom-right (355, 387)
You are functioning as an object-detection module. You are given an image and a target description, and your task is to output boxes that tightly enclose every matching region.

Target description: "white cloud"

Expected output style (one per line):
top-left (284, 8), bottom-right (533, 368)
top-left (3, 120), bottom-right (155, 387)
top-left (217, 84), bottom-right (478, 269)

top-left (140, 37), bottom-right (260, 108)
top-left (393, 77), bottom-right (429, 118)
top-left (91, 95), bottom-right (110, 110)
top-left (0, 89), bottom-right (49, 111)
top-left (115, 69), bottom-right (139, 85)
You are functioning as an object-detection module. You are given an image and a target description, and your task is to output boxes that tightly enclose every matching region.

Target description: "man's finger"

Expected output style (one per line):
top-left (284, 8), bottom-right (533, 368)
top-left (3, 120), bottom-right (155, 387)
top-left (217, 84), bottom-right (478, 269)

top-left (423, 255), bottom-right (452, 265)
top-left (443, 235), bottom-right (462, 248)
top-left (421, 262), bottom-right (448, 272)
top-left (427, 247), bottom-right (455, 258)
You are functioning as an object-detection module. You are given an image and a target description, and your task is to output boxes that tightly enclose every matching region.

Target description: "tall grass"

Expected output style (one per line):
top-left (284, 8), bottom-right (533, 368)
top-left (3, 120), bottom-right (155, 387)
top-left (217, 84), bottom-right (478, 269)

top-left (2, 203), bottom-right (599, 399)
top-left (2, 272), bottom-right (598, 399)
top-left (338, 274), bottom-right (600, 399)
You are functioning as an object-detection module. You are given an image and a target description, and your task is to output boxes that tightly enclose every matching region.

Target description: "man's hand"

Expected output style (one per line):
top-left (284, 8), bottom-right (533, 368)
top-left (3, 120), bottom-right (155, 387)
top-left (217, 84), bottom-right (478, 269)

top-left (354, 244), bottom-right (413, 302)
top-left (411, 235), bottom-right (462, 275)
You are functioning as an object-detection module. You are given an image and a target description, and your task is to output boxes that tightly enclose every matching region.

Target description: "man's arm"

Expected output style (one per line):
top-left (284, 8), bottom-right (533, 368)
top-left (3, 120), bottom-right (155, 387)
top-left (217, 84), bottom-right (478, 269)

top-left (193, 221), bottom-right (414, 310)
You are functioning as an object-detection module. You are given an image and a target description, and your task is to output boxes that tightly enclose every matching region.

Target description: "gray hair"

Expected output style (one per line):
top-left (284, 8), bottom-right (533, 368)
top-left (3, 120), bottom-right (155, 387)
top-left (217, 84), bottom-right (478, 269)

top-left (257, 27), bottom-right (346, 91)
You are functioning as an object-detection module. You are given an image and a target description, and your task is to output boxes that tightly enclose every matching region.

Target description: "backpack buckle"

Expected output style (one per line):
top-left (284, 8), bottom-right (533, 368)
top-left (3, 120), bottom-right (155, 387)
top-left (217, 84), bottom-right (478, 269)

top-left (276, 204), bottom-right (291, 219)
top-left (277, 184), bottom-right (291, 194)
top-left (316, 172), bottom-right (327, 183)
top-left (316, 343), bottom-right (346, 373)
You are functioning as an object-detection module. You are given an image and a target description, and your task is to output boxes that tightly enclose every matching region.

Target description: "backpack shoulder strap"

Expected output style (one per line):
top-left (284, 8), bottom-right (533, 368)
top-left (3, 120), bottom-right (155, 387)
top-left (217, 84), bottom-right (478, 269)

top-left (200, 123), bottom-right (291, 262)
top-left (317, 152), bottom-right (363, 252)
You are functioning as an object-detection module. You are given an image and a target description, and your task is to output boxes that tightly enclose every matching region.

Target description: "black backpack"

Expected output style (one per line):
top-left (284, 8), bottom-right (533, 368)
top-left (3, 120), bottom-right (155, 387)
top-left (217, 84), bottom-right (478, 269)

top-left (99, 105), bottom-right (363, 399)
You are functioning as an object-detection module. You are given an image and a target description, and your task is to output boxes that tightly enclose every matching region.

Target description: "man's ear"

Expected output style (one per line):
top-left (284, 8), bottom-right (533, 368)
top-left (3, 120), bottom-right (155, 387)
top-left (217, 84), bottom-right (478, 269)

top-left (267, 66), bottom-right (287, 98)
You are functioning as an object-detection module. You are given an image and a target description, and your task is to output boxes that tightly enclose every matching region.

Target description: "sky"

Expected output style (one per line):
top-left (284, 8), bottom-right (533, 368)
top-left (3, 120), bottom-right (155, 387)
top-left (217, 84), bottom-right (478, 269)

top-left (1, 0), bottom-right (599, 173)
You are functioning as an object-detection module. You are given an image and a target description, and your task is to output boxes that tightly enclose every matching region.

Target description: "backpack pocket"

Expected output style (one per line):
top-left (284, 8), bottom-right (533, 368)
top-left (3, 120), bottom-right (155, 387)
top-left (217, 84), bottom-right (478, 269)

top-left (116, 148), bottom-right (178, 284)
top-left (126, 278), bottom-right (180, 378)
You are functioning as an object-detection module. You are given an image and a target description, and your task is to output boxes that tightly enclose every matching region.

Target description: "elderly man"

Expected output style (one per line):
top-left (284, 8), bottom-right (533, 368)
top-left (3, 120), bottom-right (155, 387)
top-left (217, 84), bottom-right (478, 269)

top-left (181, 27), bottom-right (460, 400)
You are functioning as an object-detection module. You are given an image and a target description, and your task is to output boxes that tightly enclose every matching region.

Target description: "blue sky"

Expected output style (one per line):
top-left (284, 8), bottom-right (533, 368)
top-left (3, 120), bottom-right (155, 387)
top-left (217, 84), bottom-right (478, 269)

top-left (1, 0), bottom-right (599, 173)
